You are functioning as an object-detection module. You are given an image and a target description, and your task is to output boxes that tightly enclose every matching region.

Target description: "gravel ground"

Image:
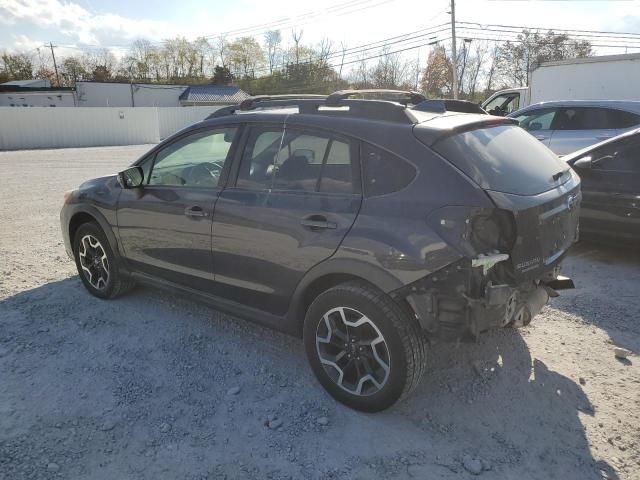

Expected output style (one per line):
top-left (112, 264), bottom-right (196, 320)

top-left (1, 145), bottom-right (639, 480)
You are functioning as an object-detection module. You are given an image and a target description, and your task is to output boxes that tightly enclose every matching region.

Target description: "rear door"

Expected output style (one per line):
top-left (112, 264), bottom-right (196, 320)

top-left (211, 123), bottom-right (361, 315)
top-left (117, 126), bottom-right (239, 291)
top-left (571, 135), bottom-right (640, 240)
top-left (512, 107), bottom-right (557, 147)
top-left (548, 107), bottom-right (617, 155)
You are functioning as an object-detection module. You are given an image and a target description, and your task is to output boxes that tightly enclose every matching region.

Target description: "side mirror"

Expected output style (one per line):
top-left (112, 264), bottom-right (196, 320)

top-left (572, 156), bottom-right (592, 169)
top-left (528, 121), bottom-right (543, 131)
top-left (488, 107), bottom-right (505, 117)
top-left (118, 166), bottom-right (144, 188)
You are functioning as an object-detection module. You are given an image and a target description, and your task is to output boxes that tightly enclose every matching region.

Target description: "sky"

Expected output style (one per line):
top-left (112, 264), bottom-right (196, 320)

top-left (1, 0), bottom-right (640, 61)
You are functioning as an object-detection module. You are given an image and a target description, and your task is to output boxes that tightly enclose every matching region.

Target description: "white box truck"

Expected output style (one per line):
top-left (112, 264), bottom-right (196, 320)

top-left (481, 52), bottom-right (640, 115)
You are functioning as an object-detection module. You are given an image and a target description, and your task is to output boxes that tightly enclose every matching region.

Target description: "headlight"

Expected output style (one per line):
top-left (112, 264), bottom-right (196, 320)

top-left (63, 190), bottom-right (75, 202)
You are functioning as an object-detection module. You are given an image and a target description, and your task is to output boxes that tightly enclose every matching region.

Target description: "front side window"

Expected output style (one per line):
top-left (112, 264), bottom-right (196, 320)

top-left (148, 128), bottom-right (237, 187)
top-left (237, 126), bottom-right (357, 194)
top-left (514, 108), bottom-right (557, 131)
top-left (591, 136), bottom-right (640, 173)
top-left (484, 94), bottom-right (519, 115)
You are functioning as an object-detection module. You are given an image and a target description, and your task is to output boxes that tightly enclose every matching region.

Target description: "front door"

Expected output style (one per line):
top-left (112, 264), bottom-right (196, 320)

top-left (117, 126), bottom-right (239, 290)
top-left (512, 107), bottom-right (556, 148)
top-left (211, 124), bottom-right (362, 315)
top-left (573, 135), bottom-right (640, 240)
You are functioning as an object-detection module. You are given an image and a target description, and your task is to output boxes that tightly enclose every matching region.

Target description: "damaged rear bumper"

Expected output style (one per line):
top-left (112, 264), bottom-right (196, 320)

top-left (394, 257), bottom-right (572, 342)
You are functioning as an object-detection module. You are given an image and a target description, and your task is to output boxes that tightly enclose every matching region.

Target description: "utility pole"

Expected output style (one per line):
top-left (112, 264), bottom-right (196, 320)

top-left (415, 50), bottom-right (420, 90)
top-left (48, 42), bottom-right (60, 87)
top-left (449, 0), bottom-right (458, 99)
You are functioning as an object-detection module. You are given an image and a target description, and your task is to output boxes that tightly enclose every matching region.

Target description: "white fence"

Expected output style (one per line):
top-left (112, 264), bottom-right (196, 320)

top-left (0, 106), bottom-right (222, 150)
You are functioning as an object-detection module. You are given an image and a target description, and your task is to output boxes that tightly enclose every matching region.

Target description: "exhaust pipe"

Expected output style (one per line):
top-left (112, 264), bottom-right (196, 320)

top-left (513, 286), bottom-right (549, 327)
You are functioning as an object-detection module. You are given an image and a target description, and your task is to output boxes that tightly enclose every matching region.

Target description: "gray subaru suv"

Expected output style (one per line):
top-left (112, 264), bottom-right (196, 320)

top-left (60, 90), bottom-right (581, 411)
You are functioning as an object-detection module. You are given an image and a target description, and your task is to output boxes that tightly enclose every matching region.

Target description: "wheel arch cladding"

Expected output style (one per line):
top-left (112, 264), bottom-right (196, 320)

top-left (288, 262), bottom-right (420, 337)
top-left (69, 211), bottom-right (97, 244)
top-left (68, 207), bottom-right (120, 258)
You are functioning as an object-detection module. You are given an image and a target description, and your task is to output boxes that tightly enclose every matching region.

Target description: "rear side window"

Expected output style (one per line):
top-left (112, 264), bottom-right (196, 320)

top-left (362, 143), bottom-right (416, 196)
top-left (237, 126), bottom-right (358, 194)
top-left (609, 109), bottom-right (640, 129)
top-left (551, 107), bottom-right (613, 130)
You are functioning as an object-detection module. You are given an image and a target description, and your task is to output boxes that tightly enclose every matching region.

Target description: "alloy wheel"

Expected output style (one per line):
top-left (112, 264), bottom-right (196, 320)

top-left (78, 234), bottom-right (110, 290)
top-left (315, 306), bottom-right (391, 396)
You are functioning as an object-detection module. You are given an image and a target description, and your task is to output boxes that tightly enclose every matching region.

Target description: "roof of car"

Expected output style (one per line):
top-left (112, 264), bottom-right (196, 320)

top-left (562, 127), bottom-right (640, 163)
top-left (509, 100), bottom-right (640, 117)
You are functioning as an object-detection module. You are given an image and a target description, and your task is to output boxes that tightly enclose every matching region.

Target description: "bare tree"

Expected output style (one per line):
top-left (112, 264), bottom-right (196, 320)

top-left (291, 28), bottom-right (303, 65)
top-left (213, 35), bottom-right (229, 68)
top-left (264, 30), bottom-right (282, 74)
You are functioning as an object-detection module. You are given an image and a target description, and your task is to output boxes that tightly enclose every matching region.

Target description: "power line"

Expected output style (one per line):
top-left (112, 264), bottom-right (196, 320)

top-left (456, 25), bottom-right (640, 47)
top-left (245, 24), bottom-right (450, 76)
top-left (457, 21), bottom-right (640, 40)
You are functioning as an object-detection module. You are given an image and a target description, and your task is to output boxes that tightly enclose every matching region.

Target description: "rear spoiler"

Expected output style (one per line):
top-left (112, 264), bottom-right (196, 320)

top-left (413, 99), bottom-right (487, 115)
top-left (414, 116), bottom-right (519, 146)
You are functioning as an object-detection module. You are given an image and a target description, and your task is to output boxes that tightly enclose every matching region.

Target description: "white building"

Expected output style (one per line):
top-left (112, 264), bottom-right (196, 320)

top-left (75, 82), bottom-right (249, 107)
top-left (0, 80), bottom-right (75, 107)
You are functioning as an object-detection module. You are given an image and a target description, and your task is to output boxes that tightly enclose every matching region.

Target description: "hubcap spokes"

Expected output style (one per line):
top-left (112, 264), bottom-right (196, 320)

top-left (78, 235), bottom-right (109, 290)
top-left (316, 307), bottom-right (390, 396)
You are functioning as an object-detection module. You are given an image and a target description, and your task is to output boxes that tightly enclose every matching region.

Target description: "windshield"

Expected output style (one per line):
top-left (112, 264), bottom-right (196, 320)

top-left (431, 124), bottom-right (569, 196)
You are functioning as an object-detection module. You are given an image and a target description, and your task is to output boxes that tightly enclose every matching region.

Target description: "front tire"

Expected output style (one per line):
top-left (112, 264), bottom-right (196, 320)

top-left (72, 222), bottom-right (133, 299)
top-left (303, 281), bottom-right (428, 412)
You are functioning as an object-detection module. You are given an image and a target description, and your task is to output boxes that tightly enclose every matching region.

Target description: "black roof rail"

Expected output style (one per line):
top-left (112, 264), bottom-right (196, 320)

top-left (238, 94), bottom-right (327, 110)
top-left (207, 94), bottom-right (327, 119)
top-left (205, 89), bottom-right (427, 123)
top-left (326, 89), bottom-right (426, 106)
top-left (412, 99), bottom-right (487, 115)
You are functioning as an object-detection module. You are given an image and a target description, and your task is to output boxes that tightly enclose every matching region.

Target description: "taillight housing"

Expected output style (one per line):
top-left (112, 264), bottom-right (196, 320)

top-left (427, 206), bottom-right (516, 258)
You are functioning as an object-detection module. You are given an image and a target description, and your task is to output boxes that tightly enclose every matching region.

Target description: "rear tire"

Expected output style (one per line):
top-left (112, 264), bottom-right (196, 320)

top-left (72, 222), bottom-right (133, 299)
top-left (303, 281), bottom-right (427, 412)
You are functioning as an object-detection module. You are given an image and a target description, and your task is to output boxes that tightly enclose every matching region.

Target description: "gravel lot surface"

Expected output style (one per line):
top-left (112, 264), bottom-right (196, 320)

top-left (1, 145), bottom-right (639, 480)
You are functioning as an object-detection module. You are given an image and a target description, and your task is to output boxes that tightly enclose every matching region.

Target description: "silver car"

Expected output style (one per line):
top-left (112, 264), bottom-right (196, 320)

top-left (508, 100), bottom-right (640, 155)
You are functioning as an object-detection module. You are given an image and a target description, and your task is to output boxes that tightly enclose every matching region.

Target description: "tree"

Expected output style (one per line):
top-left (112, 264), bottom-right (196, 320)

top-left (35, 66), bottom-right (56, 86)
top-left (60, 56), bottom-right (88, 86)
top-left (213, 35), bottom-right (228, 68)
top-left (264, 30), bottom-right (282, 74)
top-left (496, 30), bottom-right (591, 87)
top-left (0, 52), bottom-right (33, 80)
top-left (212, 65), bottom-right (233, 85)
top-left (420, 45), bottom-right (452, 97)
top-left (227, 37), bottom-right (264, 78)
top-left (291, 28), bottom-right (303, 65)
top-left (369, 48), bottom-right (414, 89)
top-left (92, 65), bottom-right (111, 82)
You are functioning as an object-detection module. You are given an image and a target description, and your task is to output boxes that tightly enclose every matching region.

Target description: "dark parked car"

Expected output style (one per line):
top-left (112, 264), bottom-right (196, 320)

top-left (564, 128), bottom-right (640, 241)
top-left (61, 90), bottom-right (581, 411)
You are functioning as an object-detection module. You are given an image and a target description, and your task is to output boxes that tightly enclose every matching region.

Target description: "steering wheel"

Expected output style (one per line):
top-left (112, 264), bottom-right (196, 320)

top-left (187, 162), bottom-right (223, 186)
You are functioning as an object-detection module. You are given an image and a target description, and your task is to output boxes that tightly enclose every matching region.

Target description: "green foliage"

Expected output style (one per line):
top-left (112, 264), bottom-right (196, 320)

top-left (0, 52), bottom-right (33, 81)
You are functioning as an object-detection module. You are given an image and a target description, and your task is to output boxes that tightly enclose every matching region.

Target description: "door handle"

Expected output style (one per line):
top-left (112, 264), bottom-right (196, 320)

top-left (301, 215), bottom-right (337, 230)
top-left (596, 134), bottom-right (614, 140)
top-left (534, 135), bottom-right (547, 141)
top-left (184, 205), bottom-right (208, 217)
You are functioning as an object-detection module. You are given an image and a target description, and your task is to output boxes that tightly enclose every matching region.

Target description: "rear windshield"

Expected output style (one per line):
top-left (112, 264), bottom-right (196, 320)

top-left (431, 124), bottom-right (568, 196)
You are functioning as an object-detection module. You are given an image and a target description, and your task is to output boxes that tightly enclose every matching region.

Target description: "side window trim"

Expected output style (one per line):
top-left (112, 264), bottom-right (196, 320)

top-left (144, 126), bottom-right (240, 189)
top-left (228, 123), bottom-right (286, 191)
